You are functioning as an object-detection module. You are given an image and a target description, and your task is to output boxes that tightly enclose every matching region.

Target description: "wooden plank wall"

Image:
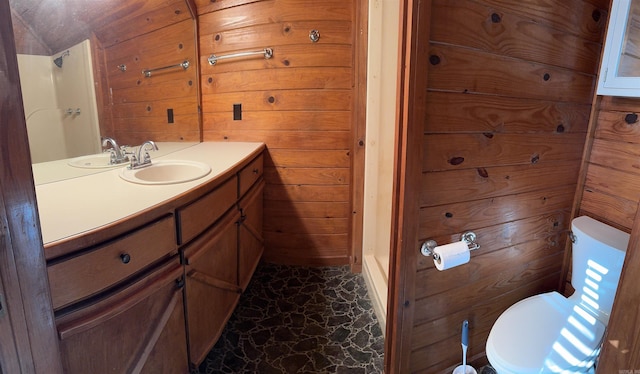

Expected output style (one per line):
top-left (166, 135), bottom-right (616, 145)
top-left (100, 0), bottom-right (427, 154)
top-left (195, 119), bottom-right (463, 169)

top-left (578, 95), bottom-right (640, 372)
top-left (98, 1), bottom-right (200, 145)
top-left (410, 0), bottom-right (609, 372)
top-left (580, 96), bottom-right (640, 230)
top-left (196, 0), bottom-right (356, 265)
top-left (10, 10), bottom-right (50, 55)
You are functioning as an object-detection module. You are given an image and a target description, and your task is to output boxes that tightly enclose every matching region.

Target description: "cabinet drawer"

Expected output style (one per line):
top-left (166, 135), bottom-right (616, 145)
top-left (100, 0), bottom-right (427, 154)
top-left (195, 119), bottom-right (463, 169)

top-left (238, 154), bottom-right (263, 198)
top-left (48, 216), bottom-right (176, 310)
top-left (177, 177), bottom-right (236, 245)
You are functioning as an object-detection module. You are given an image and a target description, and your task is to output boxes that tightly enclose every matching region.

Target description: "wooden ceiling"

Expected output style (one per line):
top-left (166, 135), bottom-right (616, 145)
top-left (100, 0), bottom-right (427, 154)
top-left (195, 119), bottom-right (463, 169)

top-left (10, 0), bottom-right (194, 55)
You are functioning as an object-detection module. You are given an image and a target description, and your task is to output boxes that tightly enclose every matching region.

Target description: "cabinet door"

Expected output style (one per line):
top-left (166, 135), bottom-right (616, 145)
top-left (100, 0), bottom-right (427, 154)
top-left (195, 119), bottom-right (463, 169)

top-left (56, 260), bottom-right (188, 374)
top-left (183, 209), bottom-right (241, 366)
top-left (238, 179), bottom-right (264, 291)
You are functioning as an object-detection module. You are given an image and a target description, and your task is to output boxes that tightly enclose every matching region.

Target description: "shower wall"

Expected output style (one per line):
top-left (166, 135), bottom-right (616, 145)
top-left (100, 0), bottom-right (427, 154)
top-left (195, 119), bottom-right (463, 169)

top-left (362, 0), bottom-right (400, 334)
top-left (18, 53), bottom-right (67, 162)
top-left (18, 39), bottom-right (101, 163)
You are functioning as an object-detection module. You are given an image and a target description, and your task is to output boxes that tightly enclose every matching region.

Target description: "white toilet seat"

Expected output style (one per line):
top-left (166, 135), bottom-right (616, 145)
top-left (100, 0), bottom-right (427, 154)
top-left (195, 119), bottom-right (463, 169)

top-left (486, 291), bottom-right (606, 374)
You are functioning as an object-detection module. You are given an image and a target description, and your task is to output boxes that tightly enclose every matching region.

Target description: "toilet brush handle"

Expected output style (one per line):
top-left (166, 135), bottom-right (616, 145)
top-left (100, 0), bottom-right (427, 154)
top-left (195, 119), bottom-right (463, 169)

top-left (462, 320), bottom-right (469, 347)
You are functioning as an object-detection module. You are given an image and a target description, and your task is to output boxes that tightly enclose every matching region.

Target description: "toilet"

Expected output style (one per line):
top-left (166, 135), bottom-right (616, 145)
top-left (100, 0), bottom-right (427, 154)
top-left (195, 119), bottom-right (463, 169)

top-left (485, 216), bottom-right (629, 373)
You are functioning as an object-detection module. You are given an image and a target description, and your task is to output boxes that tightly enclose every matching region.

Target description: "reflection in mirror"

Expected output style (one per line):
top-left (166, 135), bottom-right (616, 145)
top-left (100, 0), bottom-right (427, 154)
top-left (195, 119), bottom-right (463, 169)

top-left (9, 0), bottom-right (201, 183)
top-left (619, 0), bottom-right (640, 76)
top-left (17, 39), bottom-right (101, 163)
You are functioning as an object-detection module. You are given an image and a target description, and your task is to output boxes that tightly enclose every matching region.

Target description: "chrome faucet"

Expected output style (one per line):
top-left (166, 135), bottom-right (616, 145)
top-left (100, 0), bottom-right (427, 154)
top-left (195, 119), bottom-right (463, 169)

top-left (102, 137), bottom-right (128, 165)
top-left (129, 140), bottom-right (159, 169)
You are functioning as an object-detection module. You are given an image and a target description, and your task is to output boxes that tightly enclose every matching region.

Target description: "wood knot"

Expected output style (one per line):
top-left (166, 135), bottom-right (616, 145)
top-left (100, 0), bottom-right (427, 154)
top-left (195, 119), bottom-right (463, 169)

top-left (215, 34), bottom-right (221, 41)
top-left (477, 168), bottom-right (489, 178)
top-left (208, 77), bottom-right (213, 83)
top-left (491, 13), bottom-right (502, 23)
top-left (429, 55), bottom-right (441, 65)
top-left (625, 113), bottom-right (638, 124)
top-left (449, 156), bottom-right (465, 166)
top-left (445, 212), bottom-right (453, 218)
top-left (283, 59), bottom-right (290, 66)
top-left (556, 124), bottom-right (565, 133)
top-left (592, 9), bottom-right (601, 22)
top-left (268, 96), bottom-right (276, 104)
top-left (543, 73), bottom-right (551, 81)
top-left (483, 133), bottom-right (494, 139)
top-left (531, 154), bottom-right (540, 164)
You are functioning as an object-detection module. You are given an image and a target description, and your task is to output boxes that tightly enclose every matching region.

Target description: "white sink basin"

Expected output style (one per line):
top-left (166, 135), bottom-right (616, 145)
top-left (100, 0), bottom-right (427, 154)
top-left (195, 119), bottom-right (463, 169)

top-left (68, 153), bottom-right (125, 169)
top-left (119, 160), bottom-right (211, 185)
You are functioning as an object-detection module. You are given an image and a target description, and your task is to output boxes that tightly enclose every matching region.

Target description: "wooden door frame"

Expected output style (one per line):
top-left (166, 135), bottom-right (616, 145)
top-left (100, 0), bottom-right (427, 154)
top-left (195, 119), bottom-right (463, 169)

top-left (385, 0), bottom-right (430, 372)
top-left (0, 0), bottom-right (64, 372)
top-left (351, 0), bottom-right (369, 272)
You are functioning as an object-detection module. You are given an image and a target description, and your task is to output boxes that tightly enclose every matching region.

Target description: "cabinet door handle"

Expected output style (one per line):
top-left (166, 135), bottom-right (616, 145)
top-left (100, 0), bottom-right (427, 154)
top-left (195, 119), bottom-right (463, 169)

top-left (120, 253), bottom-right (131, 264)
top-left (252, 168), bottom-right (259, 174)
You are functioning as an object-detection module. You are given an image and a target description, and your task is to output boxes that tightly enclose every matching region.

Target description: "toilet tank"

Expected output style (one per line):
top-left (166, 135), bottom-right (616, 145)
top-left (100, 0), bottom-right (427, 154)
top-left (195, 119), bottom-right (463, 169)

top-left (570, 216), bottom-right (630, 323)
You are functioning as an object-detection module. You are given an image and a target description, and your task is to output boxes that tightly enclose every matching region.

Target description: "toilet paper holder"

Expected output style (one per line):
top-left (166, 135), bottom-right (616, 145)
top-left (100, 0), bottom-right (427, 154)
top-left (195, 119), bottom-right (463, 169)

top-left (420, 231), bottom-right (480, 260)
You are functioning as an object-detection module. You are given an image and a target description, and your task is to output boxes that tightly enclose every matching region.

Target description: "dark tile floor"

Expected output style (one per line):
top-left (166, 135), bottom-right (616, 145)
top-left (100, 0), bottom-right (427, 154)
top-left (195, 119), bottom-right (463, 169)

top-left (197, 263), bottom-right (385, 374)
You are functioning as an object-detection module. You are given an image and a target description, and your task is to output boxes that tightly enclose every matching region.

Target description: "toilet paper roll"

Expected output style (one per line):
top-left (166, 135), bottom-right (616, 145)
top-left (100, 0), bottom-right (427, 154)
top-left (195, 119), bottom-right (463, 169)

top-left (433, 241), bottom-right (470, 271)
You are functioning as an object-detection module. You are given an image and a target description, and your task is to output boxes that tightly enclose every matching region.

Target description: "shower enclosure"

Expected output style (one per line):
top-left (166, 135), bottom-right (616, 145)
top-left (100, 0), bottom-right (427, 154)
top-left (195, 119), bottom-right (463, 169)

top-left (17, 39), bottom-right (101, 163)
top-left (361, 0), bottom-right (401, 334)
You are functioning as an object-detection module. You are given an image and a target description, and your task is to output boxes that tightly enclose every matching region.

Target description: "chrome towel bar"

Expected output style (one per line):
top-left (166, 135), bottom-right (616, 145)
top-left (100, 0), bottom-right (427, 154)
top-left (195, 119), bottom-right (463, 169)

top-left (143, 60), bottom-right (190, 78)
top-left (208, 48), bottom-right (273, 66)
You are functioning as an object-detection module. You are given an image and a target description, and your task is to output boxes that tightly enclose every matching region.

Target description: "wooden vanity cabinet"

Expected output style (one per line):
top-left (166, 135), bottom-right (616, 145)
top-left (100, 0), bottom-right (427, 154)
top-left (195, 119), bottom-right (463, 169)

top-left (238, 179), bottom-right (264, 290)
top-left (55, 259), bottom-right (188, 374)
top-left (183, 209), bottom-right (242, 365)
top-left (181, 154), bottom-right (264, 367)
top-left (46, 148), bottom-right (265, 372)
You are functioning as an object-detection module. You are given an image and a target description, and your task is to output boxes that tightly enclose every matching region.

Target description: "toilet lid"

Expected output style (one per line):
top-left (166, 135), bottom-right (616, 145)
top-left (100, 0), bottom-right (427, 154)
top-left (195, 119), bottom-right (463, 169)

top-left (486, 292), bottom-right (606, 373)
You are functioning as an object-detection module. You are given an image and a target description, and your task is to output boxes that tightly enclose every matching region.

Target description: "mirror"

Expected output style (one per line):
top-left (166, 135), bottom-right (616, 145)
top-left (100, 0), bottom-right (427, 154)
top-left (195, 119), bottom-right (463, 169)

top-left (9, 0), bottom-right (201, 183)
top-left (598, 0), bottom-right (640, 96)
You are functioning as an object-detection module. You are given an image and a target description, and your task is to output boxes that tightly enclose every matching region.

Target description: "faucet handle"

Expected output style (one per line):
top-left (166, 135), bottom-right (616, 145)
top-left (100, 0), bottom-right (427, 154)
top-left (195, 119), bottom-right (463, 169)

top-left (142, 150), bottom-right (152, 164)
top-left (128, 154), bottom-right (138, 169)
top-left (107, 149), bottom-right (117, 164)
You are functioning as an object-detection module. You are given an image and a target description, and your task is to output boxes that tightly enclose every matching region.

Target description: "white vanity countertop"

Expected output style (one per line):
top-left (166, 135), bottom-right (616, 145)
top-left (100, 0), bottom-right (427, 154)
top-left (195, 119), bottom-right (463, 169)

top-left (32, 142), bottom-right (198, 185)
top-left (36, 142), bottom-right (264, 246)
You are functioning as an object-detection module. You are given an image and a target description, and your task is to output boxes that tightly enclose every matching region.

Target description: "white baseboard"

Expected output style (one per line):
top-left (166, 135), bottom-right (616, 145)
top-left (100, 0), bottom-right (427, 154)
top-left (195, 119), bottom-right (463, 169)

top-left (362, 255), bottom-right (387, 336)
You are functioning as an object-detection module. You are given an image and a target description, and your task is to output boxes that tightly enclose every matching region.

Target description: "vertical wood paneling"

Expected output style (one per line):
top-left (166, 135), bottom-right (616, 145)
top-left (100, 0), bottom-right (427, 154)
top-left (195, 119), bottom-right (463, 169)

top-left (404, 0), bottom-right (606, 371)
top-left (198, 0), bottom-right (357, 265)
